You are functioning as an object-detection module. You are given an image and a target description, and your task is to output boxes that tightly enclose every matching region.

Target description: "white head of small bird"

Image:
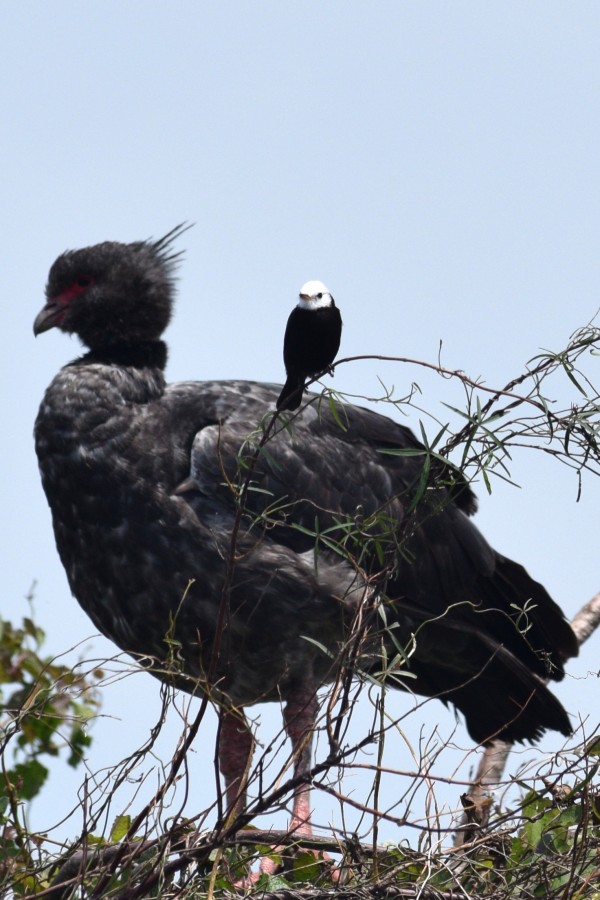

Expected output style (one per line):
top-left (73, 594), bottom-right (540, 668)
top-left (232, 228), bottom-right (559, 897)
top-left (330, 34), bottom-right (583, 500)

top-left (297, 280), bottom-right (333, 311)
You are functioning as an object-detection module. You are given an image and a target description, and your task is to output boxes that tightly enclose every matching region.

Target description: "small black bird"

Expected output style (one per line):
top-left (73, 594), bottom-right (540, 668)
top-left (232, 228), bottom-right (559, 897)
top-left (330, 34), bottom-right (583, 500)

top-left (276, 280), bottom-right (342, 411)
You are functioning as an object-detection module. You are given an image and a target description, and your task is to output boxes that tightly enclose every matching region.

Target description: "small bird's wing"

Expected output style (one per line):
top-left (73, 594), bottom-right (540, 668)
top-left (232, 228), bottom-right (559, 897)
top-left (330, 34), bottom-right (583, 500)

top-left (276, 373), bottom-right (305, 410)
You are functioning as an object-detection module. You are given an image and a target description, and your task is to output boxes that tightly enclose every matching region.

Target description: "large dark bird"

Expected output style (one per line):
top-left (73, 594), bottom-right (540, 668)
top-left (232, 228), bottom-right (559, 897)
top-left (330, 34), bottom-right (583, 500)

top-left (34, 227), bottom-right (577, 834)
top-left (277, 280), bottom-right (342, 411)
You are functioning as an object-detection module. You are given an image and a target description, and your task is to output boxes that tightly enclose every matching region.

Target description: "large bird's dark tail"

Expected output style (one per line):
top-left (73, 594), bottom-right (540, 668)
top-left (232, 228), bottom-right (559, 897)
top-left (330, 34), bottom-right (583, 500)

top-left (380, 604), bottom-right (574, 744)
top-left (377, 553), bottom-right (578, 745)
top-left (277, 374), bottom-right (305, 411)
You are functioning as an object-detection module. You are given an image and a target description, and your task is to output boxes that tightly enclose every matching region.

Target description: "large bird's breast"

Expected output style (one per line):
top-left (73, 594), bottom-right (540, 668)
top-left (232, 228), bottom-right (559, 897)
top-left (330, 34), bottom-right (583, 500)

top-left (34, 367), bottom-right (355, 705)
top-left (34, 363), bottom-right (207, 654)
top-left (35, 363), bottom-right (174, 530)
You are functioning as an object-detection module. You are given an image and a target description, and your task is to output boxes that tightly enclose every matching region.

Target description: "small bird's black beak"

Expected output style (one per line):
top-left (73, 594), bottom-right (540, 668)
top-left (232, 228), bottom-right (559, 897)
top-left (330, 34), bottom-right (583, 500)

top-left (33, 302), bottom-right (62, 336)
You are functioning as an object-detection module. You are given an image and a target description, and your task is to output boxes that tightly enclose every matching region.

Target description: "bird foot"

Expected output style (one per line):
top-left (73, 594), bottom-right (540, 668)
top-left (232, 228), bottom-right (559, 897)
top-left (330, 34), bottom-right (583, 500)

top-left (257, 842), bottom-right (337, 884)
top-left (228, 849), bottom-right (333, 890)
top-left (316, 365), bottom-right (335, 379)
top-left (255, 818), bottom-right (338, 884)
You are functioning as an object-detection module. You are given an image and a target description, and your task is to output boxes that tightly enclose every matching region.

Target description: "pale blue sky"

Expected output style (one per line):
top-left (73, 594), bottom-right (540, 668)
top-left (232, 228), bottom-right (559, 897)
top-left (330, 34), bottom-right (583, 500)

top-left (3, 2), bottom-right (599, 845)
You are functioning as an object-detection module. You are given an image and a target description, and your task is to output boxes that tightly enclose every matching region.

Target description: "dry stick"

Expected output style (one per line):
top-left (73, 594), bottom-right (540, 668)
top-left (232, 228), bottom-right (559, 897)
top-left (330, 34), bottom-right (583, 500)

top-left (107, 701), bottom-right (449, 900)
top-left (571, 591), bottom-right (600, 644)
top-left (215, 886), bottom-right (488, 900)
top-left (46, 746), bottom-right (487, 900)
top-left (87, 698), bottom-right (213, 898)
top-left (101, 753), bottom-right (361, 900)
top-left (334, 338), bottom-right (599, 469)
top-left (210, 405), bottom-right (282, 828)
top-left (44, 841), bottom-right (157, 900)
top-left (46, 829), bottom-right (389, 896)
top-left (40, 661), bottom-right (206, 898)
top-left (250, 886), bottom-right (486, 900)
top-left (453, 590), bottom-right (600, 846)
top-left (334, 341), bottom-right (586, 418)
top-left (86, 609), bottom-right (228, 896)
top-left (334, 353), bottom-right (541, 407)
top-left (50, 840), bottom-right (487, 900)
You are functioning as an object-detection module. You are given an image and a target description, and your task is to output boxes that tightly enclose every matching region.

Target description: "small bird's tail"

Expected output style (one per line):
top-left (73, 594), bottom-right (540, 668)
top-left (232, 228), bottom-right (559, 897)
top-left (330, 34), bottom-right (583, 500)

top-left (277, 375), bottom-right (304, 411)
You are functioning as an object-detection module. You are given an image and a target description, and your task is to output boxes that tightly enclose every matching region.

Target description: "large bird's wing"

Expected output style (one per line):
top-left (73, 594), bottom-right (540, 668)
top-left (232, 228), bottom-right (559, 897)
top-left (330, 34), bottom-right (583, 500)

top-left (159, 380), bottom-right (579, 742)
top-left (166, 380), bottom-right (576, 666)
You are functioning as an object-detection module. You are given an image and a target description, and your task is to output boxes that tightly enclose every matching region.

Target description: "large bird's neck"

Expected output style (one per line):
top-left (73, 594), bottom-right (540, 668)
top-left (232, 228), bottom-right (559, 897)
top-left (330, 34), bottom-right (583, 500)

top-left (35, 339), bottom-right (169, 471)
top-left (77, 339), bottom-right (168, 371)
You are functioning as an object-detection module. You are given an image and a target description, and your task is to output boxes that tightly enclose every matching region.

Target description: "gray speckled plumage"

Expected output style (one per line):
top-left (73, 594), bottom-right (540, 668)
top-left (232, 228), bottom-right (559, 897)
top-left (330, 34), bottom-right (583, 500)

top-left (34, 227), bottom-right (578, 753)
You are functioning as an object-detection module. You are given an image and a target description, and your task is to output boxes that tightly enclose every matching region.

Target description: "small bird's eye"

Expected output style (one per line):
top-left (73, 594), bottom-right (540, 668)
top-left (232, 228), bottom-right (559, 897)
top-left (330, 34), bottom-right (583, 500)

top-left (76, 276), bottom-right (93, 288)
top-left (316, 292), bottom-right (323, 299)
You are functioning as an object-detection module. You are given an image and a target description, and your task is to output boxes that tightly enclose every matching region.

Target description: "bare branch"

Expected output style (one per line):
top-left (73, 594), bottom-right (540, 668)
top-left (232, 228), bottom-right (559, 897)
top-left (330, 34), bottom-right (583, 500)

top-left (454, 586), bottom-right (600, 846)
top-left (570, 591), bottom-right (600, 645)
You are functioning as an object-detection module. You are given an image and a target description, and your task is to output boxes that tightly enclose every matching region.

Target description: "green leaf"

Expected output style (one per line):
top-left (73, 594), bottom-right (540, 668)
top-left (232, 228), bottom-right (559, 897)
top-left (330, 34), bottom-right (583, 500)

top-left (562, 361), bottom-right (589, 397)
top-left (110, 814), bottom-right (132, 843)
top-left (585, 737), bottom-right (600, 757)
top-left (6, 760), bottom-right (49, 801)
top-left (290, 849), bottom-right (326, 883)
top-left (67, 725), bottom-right (92, 767)
top-left (254, 871), bottom-right (290, 891)
top-left (328, 392), bottom-right (348, 432)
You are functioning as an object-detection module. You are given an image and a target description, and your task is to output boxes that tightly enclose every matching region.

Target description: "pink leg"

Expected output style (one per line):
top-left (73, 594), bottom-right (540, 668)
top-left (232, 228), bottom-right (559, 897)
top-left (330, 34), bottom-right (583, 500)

top-left (218, 708), bottom-right (254, 817)
top-left (258, 688), bottom-right (335, 882)
top-left (283, 687), bottom-right (318, 836)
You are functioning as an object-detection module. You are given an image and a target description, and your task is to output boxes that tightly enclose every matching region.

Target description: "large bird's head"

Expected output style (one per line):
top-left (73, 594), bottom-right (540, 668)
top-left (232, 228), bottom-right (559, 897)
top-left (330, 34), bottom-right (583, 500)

top-left (33, 224), bottom-right (190, 350)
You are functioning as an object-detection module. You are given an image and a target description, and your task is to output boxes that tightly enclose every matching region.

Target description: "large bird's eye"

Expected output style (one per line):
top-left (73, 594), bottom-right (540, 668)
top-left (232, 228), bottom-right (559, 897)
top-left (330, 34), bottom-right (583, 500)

top-left (76, 275), bottom-right (94, 288)
top-left (316, 292), bottom-right (323, 299)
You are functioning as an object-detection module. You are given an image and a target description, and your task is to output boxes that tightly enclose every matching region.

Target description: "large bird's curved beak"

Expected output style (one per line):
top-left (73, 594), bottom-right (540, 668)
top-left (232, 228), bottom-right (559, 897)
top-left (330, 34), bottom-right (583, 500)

top-left (33, 302), bottom-right (63, 336)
